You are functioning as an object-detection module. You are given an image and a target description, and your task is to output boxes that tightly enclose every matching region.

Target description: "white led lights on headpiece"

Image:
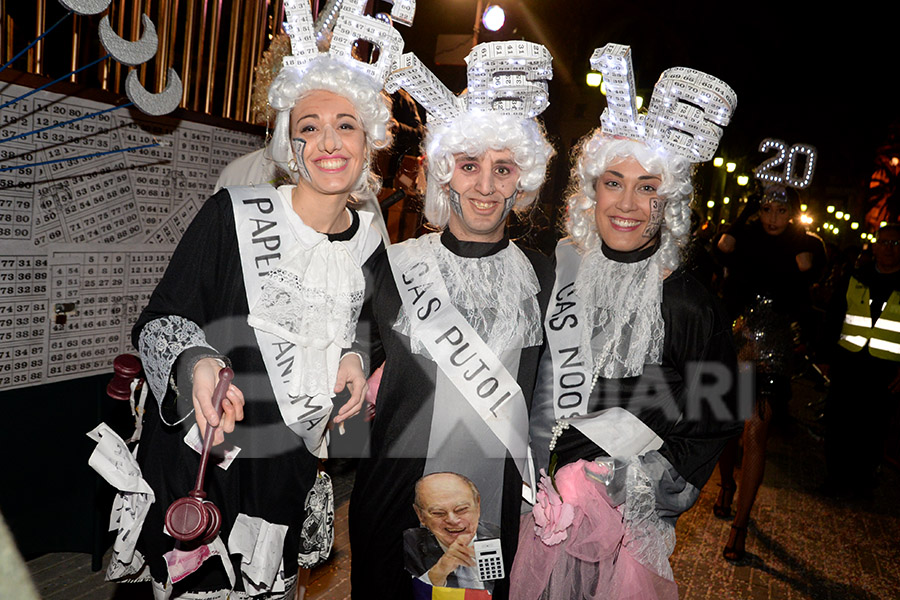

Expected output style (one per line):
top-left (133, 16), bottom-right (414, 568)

top-left (590, 43), bottom-right (737, 163)
top-left (282, 0), bottom-right (415, 85)
top-left (753, 138), bottom-right (817, 189)
top-left (385, 40), bottom-right (553, 124)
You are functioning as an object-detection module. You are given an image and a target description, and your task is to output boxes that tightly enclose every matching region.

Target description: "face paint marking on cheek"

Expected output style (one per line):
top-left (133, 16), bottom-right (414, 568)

top-left (448, 185), bottom-right (463, 217)
top-left (291, 137), bottom-right (312, 182)
top-left (643, 197), bottom-right (665, 238)
top-left (503, 189), bottom-right (518, 215)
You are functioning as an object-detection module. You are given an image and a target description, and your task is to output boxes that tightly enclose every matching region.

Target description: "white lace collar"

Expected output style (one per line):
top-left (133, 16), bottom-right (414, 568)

top-left (394, 232), bottom-right (543, 355)
top-left (575, 242), bottom-right (665, 380)
top-left (246, 187), bottom-right (377, 398)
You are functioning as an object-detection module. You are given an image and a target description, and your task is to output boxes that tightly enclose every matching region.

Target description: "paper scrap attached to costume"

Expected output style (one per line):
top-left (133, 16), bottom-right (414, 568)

top-left (183, 423), bottom-right (241, 470)
top-left (164, 535), bottom-right (233, 585)
top-left (228, 513), bottom-right (290, 595)
top-left (87, 423), bottom-right (155, 579)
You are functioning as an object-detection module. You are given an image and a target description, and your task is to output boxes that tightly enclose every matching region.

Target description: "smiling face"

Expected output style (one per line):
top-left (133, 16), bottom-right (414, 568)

top-left (414, 473), bottom-right (480, 548)
top-left (445, 149), bottom-right (520, 243)
top-left (593, 157), bottom-right (664, 252)
top-left (290, 89), bottom-right (366, 198)
top-left (759, 202), bottom-right (791, 236)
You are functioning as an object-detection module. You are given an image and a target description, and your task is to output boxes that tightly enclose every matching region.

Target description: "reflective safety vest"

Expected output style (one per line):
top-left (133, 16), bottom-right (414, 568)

top-left (838, 276), bottom-right (900, 361)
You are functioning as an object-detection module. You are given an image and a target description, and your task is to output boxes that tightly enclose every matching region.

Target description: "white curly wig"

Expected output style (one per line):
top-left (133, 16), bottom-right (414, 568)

top-left (565, 131), bottom-right (694, 272)
top-left (423, 111), bottom-right (554, 228)
top-left (267, 56), bottom-right (393, 202)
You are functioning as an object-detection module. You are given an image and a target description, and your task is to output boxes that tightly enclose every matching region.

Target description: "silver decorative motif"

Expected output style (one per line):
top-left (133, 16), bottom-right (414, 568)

top-left (125, 68), bottom-right (183, 116)
top-left (387, 41), bottom-right (553, 125)
top-left (98, 14), bottom-right (158, 67)
top-left (57, 0), bottom-right (112, 15)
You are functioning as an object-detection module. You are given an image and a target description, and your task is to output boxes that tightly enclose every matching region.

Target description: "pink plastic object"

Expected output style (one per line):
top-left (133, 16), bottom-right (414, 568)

top-left (164, 368), bottom-right (234, 544)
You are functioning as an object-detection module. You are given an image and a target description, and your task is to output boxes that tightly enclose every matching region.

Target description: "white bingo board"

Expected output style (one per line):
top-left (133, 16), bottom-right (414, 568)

top-left (0, 82), bottom-right (263, 390)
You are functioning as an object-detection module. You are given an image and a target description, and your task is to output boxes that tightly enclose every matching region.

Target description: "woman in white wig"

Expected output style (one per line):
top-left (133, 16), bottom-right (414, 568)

top-left (513, 45), bottom-right (743, 599)
top-left (126, 4), bottom-right (413, 598)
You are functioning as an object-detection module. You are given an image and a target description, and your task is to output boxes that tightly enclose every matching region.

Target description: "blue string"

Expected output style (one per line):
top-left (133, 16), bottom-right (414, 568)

top-left (0, 11), bottom-right (73, 75)
top-left (0, 53), bottom-right (111, 111)
top-left (0, 102), bottom-right (134, 145)
top-left (0, 141), bottom-right (162, 173)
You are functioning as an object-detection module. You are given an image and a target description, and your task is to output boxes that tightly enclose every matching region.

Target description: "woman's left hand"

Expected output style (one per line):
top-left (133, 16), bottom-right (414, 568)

top-left (333, 354), bottom-right (368, 423)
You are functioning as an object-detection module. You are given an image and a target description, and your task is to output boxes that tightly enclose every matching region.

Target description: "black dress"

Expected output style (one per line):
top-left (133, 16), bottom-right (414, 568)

top-left (531, 265), bottom-right (744, 502)
top-left (132, 189), bottom-right (381, 594)
top-left (348, 230), bottom-right (553, 600)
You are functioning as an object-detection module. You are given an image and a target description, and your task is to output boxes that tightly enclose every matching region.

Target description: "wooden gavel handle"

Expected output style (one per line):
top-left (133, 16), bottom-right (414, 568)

top-left (190, 367), bottom-right (234, 498)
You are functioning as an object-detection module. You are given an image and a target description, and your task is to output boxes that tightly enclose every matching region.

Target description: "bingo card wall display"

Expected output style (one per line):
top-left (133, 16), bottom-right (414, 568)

top-left (0, 81), bottom-right (262, 390)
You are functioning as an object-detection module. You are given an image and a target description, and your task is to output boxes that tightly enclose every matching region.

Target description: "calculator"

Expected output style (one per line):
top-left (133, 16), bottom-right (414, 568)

top-left (473, 538), bottom-right (504, 581)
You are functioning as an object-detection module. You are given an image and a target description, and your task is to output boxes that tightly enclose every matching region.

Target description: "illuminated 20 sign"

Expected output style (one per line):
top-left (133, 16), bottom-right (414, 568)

top-left (753, 138), bottom-right (817, 189)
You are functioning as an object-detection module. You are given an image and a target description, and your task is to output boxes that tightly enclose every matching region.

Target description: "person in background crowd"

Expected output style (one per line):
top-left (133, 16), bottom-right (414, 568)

top-left (713, 184), bottom-right (826, 561)
top-left (822, 223), bottom-right (900, 496)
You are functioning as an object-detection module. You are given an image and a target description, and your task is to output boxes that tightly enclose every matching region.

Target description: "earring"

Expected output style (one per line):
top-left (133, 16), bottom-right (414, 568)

top-left (288, 158), bottom-right (299, 172)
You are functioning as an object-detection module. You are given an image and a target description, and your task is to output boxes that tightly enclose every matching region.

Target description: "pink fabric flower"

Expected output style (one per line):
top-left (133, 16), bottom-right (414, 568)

top-left (532, 469), bottom-right (575, 545)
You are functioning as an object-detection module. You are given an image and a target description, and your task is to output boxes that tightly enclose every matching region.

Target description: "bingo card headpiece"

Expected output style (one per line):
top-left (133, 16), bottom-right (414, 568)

top-left (282, 0), bottom-right (415, 87)
top-left (384, 40), bottom-right (553, 124)
top-left (590, 43), bottom-right (737, 163)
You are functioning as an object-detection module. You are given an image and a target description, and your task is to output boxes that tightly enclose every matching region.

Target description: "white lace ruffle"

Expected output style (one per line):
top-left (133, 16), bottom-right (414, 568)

top-left (575, 246), bottom-right (664, 380)
top-left (393, 233), bottom-right (543, 356)
top-left (621, 456), bottom-right (676, 581)
top-left (247, 238), bottom-right (364, 399)
top-left (138, 316), bottom-right (211, 417)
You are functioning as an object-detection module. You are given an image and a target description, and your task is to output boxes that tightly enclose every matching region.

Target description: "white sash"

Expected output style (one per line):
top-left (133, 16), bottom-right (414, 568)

top-left (545, 238), bottom-right (594, 421)
top-left (546, 238), bottom-right (663, 457)
top-left (387, 239), bottom-right (535, 501)
top-left (230, 186), bottom-right (379, 457)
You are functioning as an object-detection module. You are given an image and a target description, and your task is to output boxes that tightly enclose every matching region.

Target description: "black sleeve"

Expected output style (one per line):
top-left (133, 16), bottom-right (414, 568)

top-left (351, 246), bottom-right (392, 374)
top-left (658, 273), bottom-right (744, 489)
top-left (131, 189), bottom-right (242, 421)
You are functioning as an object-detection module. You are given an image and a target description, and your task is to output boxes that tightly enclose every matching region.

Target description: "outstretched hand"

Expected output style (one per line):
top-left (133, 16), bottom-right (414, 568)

top-left (192, 357), bottom-right (245, 446)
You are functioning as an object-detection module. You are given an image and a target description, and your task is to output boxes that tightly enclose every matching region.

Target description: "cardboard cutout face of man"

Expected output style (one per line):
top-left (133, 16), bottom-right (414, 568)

top-left (445, 149), bottom-right (519, 243)
top-left (413, 473), bottom-right (481, 549)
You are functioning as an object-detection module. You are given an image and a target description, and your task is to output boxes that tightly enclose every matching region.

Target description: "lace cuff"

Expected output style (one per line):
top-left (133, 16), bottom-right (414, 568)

top-left (138, 316), bottom-right (223, 426)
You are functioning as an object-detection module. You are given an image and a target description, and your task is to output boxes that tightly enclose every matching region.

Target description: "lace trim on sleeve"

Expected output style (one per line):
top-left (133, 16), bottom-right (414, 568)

top-left (622, 456), bottom-right (677, 581)
top-left (138, 316), bottom-right (214, 423)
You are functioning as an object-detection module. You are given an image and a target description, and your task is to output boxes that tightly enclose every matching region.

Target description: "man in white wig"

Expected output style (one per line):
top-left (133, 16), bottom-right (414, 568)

top-left (338, 41), bottom-right (555, 600)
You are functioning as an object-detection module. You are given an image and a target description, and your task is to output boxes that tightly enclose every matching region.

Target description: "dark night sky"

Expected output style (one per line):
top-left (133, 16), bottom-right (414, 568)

top-left (393, 1), bottom-right (899, 204)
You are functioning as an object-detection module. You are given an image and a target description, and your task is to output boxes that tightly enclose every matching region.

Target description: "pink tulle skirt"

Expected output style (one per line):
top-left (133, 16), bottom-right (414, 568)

top-left (510, 460), bottom-right (678, 600)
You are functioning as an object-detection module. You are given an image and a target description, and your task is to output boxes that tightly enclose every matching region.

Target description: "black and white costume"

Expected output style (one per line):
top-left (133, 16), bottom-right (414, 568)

top-left (518, 238), bottom-right (742, 595)
top-left (348, 230), bottom-right (553, 600)
top-left (132, 186), bottom-right (382, 598)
